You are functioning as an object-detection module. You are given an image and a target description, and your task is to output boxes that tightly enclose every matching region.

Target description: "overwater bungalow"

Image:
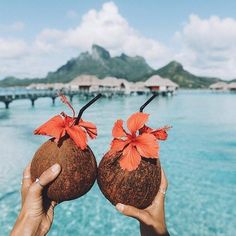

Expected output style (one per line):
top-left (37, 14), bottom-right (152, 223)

top-left (99, 77), bottom-right (124, 90)
top-left (145, 75), bottom-right (179, 93)
top-left (69, 75), bottom-right (101, 92)
top-left (209, 82), bottom-right (228, 91)
top-left (26, 83), bottom-right (49, 90)
top-left (26, 83), bottom-right (67, 91)
top-left (129, 82), bottom-right (149, 94)
top-left (49, 83), bottom-right (67, 90)
top-left (26, 74), bottom-right (179, 96)
top-left (98, 77), bottom-right (132, 95)
top-left (227, 82), bottom-right (236, 91)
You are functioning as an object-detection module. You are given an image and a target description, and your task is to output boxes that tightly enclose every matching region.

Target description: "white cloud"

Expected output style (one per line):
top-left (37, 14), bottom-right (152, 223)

top-left (174, 14), bottom-right (236, 79)
top-left (37, 2), bottom-right (171, 66)
top-left (0, 21), bottom-right (25, 32)
top-left (0, 3), bottom-right (236, 80)
top-left (80, 3), bottom-right (169, 63)
top-left (0, 38), bottom-right (28, 59)
top-left (0, 2), bottom-right (171, 78)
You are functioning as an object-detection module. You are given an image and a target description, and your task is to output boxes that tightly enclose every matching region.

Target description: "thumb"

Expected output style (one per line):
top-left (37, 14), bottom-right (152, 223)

top-left (28, 163), bottom-right (61, 198)
top-left (116, 203), bottom-right (149, 224)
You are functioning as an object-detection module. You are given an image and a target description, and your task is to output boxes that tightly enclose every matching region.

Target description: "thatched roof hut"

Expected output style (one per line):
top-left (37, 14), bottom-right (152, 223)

top-left (145, 75), bottom-right (179, 92)
top-left (69, 75), bottom-right (101, 90)
top-left (129, 82), bottom-right (148, 93)
top-left (228, 82), bottom-right (236, 91)
top-left (27, 83), bottom-right (39, 89)
top-left (132, 82), bottom-right (146, 89)
top-left (119, 79), bottom-right (130, 88)
top-left (209, 82), bottom-right (228, 90)
top-left (49, 83), bottom-right (66, 90)
top-left (165, 79), bottom-right (179, 88)
top-left (27, 83), bottom-right (50, 90)
top-left (99, 77), bottom-right (130, 93)
top-left (27, 83), bottom-right (67, 90)
top-left (100, 77), bottom-right (123, 88)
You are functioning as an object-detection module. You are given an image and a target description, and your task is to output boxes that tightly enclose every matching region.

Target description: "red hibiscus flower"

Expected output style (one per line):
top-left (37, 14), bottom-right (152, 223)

top-left (34, 95), bottom-right (97, 150)
top-left (110, 112), bottom-right (170, 171)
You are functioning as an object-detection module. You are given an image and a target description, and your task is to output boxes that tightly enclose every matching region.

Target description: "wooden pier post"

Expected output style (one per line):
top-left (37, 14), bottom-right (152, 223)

top-left (52, 96), bottom-right (56, 105)
top-left (30, 98), bottom-right (37, 107)
top-left (69, 95), bottom-right (73, 102)
top-left (5, 101), bottom-right (11, 109)
top-left (2, 96), bottom-right (13, 109)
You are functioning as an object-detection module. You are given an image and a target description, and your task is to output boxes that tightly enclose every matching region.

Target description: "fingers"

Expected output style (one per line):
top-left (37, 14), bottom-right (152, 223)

top-left (152, 168), bottom-right (168, 208)
top-left (51, 201), bottom-right (58, 209)
top-left (42, 200), bottom-right (58, 221)
top-left (116, 203), bottom-right (150, 225)
top-left (28, 163), bottom-right (61, 199)
top-left (47, 201), bottom-right (57, 216)
top-left (160, 168), bottom-right (168, 190)
top-left (21, 162), bottom-right (32, 204)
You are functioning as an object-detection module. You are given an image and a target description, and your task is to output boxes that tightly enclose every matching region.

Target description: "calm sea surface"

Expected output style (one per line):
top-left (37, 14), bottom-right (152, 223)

top-left (0, 90), bottom-right (235, 236)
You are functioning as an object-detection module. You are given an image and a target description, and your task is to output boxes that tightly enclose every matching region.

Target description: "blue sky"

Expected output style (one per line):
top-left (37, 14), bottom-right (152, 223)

top-left (0, 0), bottom-right (236, 79)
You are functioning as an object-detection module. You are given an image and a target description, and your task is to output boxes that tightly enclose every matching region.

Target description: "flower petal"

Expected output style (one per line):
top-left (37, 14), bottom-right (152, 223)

top-left (119, 145), bottom-right (141, 171)
top-left (66, 125), bottom-right (87, 150)
top-left (63, 114), bottom-right (75, 126)
top-left (151, 126), bottom-right (171, 140)
top-left (112, 119), bottom-right (127, 138)
top-left (127, 112), bottom-right (149, 134)
top-left (139, 125), bottom-right (152, 134)
top-left (34, 115), bottom-right (66, 140)
top-left (79, 119), bottom-right (97, 139)
top-left (110, 138), bottom-right (130, 153)
top-left (135, 133), bottom-right (159, 158)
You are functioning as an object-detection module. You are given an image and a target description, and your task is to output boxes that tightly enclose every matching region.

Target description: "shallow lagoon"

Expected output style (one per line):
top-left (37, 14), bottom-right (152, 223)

top-left (0, 90), bottom-right (236, 236)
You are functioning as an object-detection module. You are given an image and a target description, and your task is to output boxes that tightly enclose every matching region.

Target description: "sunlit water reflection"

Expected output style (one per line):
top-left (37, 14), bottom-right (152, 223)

top-left (0, 90), bottom-right (235, 236)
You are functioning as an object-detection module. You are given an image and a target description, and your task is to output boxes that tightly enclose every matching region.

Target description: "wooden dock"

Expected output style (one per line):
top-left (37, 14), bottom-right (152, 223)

top-left (0, 90), bottom-right (86, 109)
top-left (0, 89), bottom-right (174, 109)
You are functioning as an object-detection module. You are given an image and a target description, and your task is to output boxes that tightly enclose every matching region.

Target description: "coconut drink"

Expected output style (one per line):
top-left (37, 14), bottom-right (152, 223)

top-left (30, 94), bottom-right (101, 203)
top-left (97, 95), bottom-right (170, 209)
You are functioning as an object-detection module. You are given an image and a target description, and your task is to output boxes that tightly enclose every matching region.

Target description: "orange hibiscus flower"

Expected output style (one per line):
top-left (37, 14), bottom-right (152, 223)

top-left (34, 95), bottom-right (97, 150)
top-left (110, 112), bottom-right (169, 171)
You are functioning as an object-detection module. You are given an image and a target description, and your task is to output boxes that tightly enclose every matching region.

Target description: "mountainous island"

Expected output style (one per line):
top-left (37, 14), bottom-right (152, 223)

top-left (0, 44), bottom-right (228, 88)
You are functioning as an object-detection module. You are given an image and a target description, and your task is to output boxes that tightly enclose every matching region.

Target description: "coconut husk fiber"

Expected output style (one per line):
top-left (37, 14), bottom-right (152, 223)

top-left (97, 151), bottom-right (161, 209)
top-left (31, 137), bottom-right (97, 203)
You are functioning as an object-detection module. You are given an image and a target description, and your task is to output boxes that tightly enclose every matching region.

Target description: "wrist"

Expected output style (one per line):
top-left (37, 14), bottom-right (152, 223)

top-left (153, 224), bottom-right (168, 235)
top-left (11, 211), bottom-right (40, 236)
top-left (140, 222), bottom-right (168, 236)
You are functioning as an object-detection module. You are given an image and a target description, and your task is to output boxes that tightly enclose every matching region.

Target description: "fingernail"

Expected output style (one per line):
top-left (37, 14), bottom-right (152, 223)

top-left (51, 164), bottom-right (61, 173)
top-left (116, 203), bottom-right (125, 212)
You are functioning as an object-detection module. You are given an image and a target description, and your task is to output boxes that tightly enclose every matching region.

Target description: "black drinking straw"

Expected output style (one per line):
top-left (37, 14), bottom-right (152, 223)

top-left (75, 94), bottom-right (102, 125)
top-left (139, 94), bottom-right (158, 112)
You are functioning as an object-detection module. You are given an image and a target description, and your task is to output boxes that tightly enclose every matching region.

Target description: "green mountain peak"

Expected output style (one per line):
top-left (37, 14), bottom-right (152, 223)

top-left (92, 44), bottom-right (110, 60)
top-left (167, 60), bottom-right (183, 70)
top-left (154, 60), bottom-right (220, 88)
top-left (0, 45), bottom-right (224, 88)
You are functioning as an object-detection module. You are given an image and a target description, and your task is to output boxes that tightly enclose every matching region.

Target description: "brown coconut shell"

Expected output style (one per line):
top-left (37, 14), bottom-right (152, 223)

top-left (30, 137), bottom-right (97, 203)
top-left (97, 151), bottom-right (161, 209)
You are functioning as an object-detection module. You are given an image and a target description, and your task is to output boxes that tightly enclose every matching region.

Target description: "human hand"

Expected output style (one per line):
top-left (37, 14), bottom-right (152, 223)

top-left (116, 168), bottom-right (169, 236)
top-left (11, 162), bottom-right (61, 236)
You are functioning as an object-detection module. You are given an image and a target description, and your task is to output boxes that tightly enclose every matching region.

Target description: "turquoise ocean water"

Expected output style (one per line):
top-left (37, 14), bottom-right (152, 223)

top-left (0, 90), bottom-right (235, 236)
